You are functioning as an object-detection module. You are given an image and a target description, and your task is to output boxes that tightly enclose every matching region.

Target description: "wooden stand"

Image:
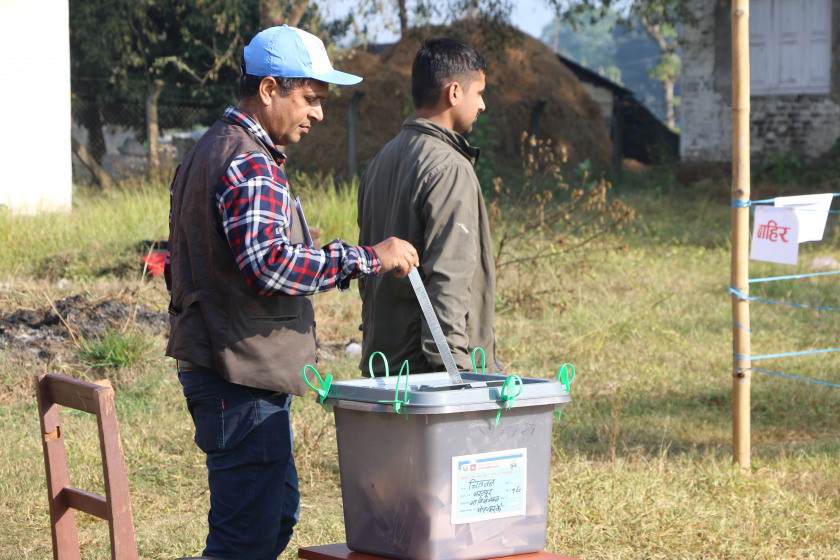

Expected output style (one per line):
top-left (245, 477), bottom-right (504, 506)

top-left (299, 544), bottom-right (583, 560)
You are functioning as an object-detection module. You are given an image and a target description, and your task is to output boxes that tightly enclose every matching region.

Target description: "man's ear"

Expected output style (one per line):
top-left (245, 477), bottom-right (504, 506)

top-left (258, 77), bottom-right (276, 106)
top-left (444, 81), bottom-right (462, 108)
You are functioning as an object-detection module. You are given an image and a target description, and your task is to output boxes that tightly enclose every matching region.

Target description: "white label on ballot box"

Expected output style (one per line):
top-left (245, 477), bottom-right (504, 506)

top-left (451, 448), bottom-right (527, 524)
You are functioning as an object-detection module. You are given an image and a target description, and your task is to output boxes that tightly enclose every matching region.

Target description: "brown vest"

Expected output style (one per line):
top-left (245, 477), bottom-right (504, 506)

top-left (166, 118), bottom-right (315, 395)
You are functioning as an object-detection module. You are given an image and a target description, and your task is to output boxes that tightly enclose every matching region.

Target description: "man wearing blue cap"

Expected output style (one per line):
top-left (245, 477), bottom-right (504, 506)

top-left (165, 25), bottom-right (418, 560)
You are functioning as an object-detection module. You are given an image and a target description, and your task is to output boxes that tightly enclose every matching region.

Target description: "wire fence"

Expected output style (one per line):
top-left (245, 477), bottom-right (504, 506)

top-left (71, 99), bottom-right (219, 181)
top-left (69, 93), bottom-right (681, 184)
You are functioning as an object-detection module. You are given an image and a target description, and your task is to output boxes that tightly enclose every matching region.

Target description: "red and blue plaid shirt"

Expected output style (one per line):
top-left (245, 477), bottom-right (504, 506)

top-left (165, 106), bottom-right (380, 295)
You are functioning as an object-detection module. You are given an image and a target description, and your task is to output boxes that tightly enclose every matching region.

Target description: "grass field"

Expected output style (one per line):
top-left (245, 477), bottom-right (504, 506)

top-left (0, 172), bottom-right (838, 559)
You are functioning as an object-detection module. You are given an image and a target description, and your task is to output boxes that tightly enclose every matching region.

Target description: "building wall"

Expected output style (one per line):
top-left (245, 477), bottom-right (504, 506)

top-left (0, 0), bottom-right (72, 213)
top-left (681, 0), bottom-right (840, 163)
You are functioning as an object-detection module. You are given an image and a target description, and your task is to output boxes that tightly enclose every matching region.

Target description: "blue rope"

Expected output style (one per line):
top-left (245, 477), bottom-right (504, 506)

top-left (732, 318), bottom-right (751, 332)
top-left (732, 195), bottom-right (840, 212)
top-left (738, 367), bottom-right (840, 389)
top-left (729, 285), bottom-right (759, 301)
top-left (734, 348), bottom-right (840, 361)
top-left (727, 195), bottom-right (840, 388)
top-left (729, 285), bottom-right (840, 312)
top-left (749, 270), bottom-right (840, 283)
top-left (752, 298), bottom-right (840, 313)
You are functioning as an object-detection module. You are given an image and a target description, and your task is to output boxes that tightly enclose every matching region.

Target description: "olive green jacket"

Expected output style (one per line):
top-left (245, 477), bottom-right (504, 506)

top-left (357, 117), bottom-right (499, 375)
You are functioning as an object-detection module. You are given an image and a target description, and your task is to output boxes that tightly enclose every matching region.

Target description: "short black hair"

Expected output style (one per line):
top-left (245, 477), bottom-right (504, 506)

top-left (411, 38), bottom-right (487, 110)
top-left (238, 64), bottom-right (312, 100)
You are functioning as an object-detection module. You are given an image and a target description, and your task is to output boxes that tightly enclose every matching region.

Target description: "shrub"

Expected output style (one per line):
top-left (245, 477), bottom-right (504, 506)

top-left (488, 133), bottom-right (636, 312)
top-left (755, 149), bottom-right (803, 185)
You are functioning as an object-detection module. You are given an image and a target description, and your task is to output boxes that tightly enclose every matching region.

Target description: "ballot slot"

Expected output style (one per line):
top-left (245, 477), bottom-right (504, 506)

top-left (415, 381), bottom-right (504, 392)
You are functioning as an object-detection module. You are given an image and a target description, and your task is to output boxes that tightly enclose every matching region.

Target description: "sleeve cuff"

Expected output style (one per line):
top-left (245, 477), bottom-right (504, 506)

top-left (359, 246), bottom-right (381, 276)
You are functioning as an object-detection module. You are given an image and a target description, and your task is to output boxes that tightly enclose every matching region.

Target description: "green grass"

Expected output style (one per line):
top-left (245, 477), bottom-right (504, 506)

top-left (76, 328), bottom-right (154, 370)
top-left (0, 182), bottom-right (170, 279)
top-left (291, 171), bottom-right (362, 243)
top-left (1, 172), bottom-right (839, 559)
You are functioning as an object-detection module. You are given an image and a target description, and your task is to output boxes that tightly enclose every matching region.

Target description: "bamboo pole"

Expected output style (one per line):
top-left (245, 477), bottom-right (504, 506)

top-left (731, 0), bottom-right (751, 469)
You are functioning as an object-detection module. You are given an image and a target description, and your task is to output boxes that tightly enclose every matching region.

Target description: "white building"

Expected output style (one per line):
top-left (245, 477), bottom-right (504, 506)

top-left (0, 0), bottom-right (73, 213)
top-left (681, 0), bottom-right (840, 163)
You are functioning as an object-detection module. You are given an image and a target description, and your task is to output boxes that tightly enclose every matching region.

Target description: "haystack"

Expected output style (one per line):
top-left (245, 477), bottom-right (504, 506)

top-left (286, 23), bottom-right (612, 174)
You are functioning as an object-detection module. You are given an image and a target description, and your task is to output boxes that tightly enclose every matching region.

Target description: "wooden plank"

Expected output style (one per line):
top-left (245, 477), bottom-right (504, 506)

top-left (96, 389), bottom-right (139, 560)
top-left (63, 487), bottom-right (108, 520)
top-left (36, 375), bottom-right (82, 560)
top-left (44, 373), bottom-right (107, 414)
top-left (299, 544), bottom-right (584, 560)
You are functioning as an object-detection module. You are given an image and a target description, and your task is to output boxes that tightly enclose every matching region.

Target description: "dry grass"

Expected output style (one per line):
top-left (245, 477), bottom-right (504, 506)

top-left (1, 176), bottom-right (839, 559)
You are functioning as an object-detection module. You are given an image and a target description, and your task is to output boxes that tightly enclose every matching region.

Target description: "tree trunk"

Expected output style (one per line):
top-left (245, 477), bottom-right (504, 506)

top-left (260, 0), bottom-right (309, 28)
top-left (640, 16), bottom-right (680, 130)
top-left (71, 136), bottom-right (113, 188)
top-left (145, 80), bottom-right (164, 172)
top-left (663, 77), bottom-right (676, 129)
top-left (397, 0), bottom-right (408, 37)
top-left (82, 101), bottom-right (106, 165)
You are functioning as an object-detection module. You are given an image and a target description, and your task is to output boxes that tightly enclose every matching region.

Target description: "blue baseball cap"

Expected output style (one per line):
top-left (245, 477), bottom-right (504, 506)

top-left (244, 25), bottom-right (362, 86)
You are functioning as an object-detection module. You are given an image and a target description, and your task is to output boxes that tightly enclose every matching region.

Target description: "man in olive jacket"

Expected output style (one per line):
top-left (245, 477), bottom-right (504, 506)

top-left (357, 38), bottom-right (499, 375)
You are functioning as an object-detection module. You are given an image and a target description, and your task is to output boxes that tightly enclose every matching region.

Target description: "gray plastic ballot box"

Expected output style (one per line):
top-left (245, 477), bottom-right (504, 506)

top-left (319, 372), bottom-right (571, 560)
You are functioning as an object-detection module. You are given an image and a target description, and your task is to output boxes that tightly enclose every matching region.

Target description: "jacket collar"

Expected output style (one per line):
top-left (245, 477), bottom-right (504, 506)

top-left (222, 106), bottom-right (287, 163)
top-left (401, 117), bottom-right (481, 167)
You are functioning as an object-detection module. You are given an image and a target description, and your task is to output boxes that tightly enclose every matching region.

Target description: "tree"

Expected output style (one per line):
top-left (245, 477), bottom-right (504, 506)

top-left (259, 0), bottom-right (310, 28)
top-left (397, 0), bottom-right (409, 37)
top-left (540, 10), bottom-right (623, 81)
top-left (632, 2), bottom-right (687, 129)
top-left (70, 0), bottom-right (260, 173)
top-left (645, 39), bottom-right (681, 129)
top-left (545, 0), bottom-right (694, 129)
top-left (347, 0), bottom-right (513, 42)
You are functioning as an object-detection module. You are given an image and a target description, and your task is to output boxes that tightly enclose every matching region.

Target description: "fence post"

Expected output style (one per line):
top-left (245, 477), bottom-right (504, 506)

top-left (731, 0), bottom-right (751, 470)
top-left (347, 90), bottom-right (365, 181)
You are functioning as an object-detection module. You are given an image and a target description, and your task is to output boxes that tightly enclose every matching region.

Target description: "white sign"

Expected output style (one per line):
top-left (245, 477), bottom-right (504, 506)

top-left (451, 448), bottom-right (527, 524)
top-left (774, 193), bottom-right (834, 243)
top-left (750, 206), bottom-right (800, 265)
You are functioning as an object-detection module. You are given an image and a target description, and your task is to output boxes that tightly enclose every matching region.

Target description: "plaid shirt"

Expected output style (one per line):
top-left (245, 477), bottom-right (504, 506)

top-left (165, 106), bottom-right (380, 295)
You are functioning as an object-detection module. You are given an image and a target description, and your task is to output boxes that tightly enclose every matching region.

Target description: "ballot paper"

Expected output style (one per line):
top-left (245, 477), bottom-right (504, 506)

top-left (774, 193), bottom-right (834, 243)
top-left (750, 206), bottom-right (800, 265)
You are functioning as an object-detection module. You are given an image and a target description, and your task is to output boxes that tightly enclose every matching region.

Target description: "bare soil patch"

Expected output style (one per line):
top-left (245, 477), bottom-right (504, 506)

top-left (0, 294), bottom-right (168, 365)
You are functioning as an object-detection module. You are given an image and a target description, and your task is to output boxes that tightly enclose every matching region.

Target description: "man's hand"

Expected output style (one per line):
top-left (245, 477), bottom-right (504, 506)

top-left (372, 238), bottom-right (419, 278)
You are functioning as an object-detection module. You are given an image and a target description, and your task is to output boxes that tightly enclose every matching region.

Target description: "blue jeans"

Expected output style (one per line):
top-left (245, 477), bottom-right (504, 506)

top-left (179, 368), bottom-right (300, 560)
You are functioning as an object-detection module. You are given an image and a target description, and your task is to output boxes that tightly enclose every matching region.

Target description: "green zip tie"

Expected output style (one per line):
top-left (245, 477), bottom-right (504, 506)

top-left (378, 360), bottom-right (411, 417)
top-left (369, 351), bottom-right (389, 378)
top-left (556, 363), bottom-right (576, 421)
top-left (471, 347), bottom-right (485, 374)
top-left (302, 364), bottom-right (332, 412)
top-left (495, 375), bottom-right (523, 427)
